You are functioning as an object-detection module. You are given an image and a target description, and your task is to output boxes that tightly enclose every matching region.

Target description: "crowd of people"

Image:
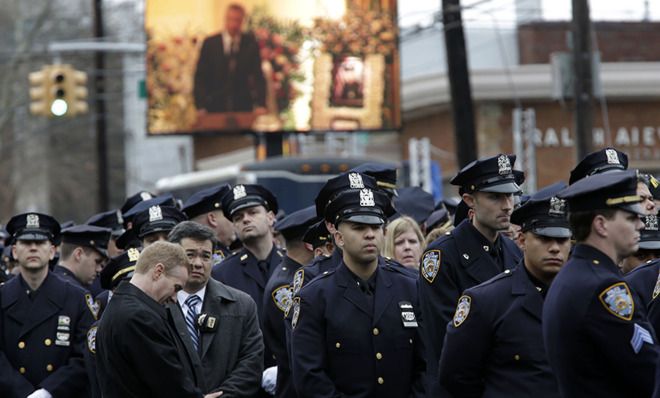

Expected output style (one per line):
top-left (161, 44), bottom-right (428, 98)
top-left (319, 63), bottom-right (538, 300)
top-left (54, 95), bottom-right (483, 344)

top-left (1, 147), bottom-right (660, 398)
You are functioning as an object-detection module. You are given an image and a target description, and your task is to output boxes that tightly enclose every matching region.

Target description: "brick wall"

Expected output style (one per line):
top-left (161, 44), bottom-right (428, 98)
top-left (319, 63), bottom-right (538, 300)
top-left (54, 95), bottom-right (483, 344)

top-left (518, 21), bottom-right (660, 64)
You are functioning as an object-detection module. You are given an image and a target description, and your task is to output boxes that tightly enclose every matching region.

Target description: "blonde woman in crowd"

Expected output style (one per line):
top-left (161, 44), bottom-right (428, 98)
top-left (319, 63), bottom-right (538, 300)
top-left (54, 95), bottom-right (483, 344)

top-left (384, 216), bottom-right (426, 269)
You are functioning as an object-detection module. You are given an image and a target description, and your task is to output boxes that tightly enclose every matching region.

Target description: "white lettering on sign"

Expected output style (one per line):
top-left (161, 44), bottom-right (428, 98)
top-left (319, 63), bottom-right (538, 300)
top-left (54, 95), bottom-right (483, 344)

top-left (535, 126), bottom-right (660, 149)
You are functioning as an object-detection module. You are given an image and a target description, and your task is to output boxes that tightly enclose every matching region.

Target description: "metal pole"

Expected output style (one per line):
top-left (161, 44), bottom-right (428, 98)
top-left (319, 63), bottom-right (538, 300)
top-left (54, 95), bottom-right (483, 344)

top-left (93, 0), bottom-right (109, 211)
top-left (572, 0), bottom-right (594, 160)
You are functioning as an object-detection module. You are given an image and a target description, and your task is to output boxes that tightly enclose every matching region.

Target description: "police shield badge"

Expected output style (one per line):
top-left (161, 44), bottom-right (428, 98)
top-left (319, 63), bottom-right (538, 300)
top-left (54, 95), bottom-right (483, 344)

top-left (653, 269), bottom-right (660, 301)
top-left (87, 325), bottom-right (97, 354)
top-left (421, 250), bottom-right (441, 283)
top-left (599, 282), bottom-right (634, 321)
top-left (291, 297), bottom-right (301, 330)
top-left (272, 285), bottom-right (293, 313)
top-left (453, 295), bottom-right (471, 327)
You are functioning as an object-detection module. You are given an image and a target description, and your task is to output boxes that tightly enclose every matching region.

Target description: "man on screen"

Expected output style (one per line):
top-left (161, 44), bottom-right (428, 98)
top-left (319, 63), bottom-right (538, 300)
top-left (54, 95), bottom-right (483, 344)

top-left (194, 3), bottom-right (267, 116)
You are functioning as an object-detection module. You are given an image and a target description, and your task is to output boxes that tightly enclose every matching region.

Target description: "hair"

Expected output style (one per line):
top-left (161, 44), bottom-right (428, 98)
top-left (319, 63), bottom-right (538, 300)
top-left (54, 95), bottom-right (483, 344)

top-left (135, 241), bottom-right (188, 275)
top-left (425, 222), bottom-right (455, 246)
top-left (383, 216), bottom-right (425, 259)
top-left (60, 243), bottom-right (95, 260)
top-left (227, 3), bottom-right (246, 16)
top-left (569, 208), bottom-right (617, 242)
top-left (168, 221), bottom-right (216, 245)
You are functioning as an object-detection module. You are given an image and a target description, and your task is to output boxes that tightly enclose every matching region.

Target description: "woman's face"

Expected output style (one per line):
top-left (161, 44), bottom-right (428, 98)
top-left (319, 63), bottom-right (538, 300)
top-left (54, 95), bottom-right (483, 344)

top-left (393, 229), bottom-right (422, 269)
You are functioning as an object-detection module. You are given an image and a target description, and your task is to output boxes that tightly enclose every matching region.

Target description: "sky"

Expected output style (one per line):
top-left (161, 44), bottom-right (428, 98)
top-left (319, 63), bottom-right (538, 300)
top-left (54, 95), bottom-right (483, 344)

top-left (398, 0), bottom-right (660, 28)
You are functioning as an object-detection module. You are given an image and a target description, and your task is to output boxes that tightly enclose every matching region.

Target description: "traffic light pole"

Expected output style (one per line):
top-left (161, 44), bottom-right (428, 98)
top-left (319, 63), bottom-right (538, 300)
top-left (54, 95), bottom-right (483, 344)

top-left (93, 0), bottom-right (109, 211)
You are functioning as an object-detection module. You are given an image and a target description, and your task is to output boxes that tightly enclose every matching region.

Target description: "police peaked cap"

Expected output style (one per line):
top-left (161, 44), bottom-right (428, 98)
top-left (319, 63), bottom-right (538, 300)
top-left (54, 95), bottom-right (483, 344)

top-left (122, 194), bottom-right (178, 228)
top-left (132, 205), bottom-right (187, 239)
top-left (7, 212), bottom-right (61, 244)
top-left (392, 186), bottom-right (435, 225)
top-left (350, 162), bottom-right (398, 192)
top-left (273, 206), bottom-right (317, 241)
top-left (568, 147), bottom-right (628, 185)
top-left (303, 220), bottom-right (333, 248)
top-left (451, 154), bottom-right (520, 194)
top-left (639, 214), bottom-right (660, 250)
top-left (511, 182), bottom-right (571, 238)
top-left (100, 248), bottom-right (141, 290)
top-left (121, 190), bottom-right (155, 215)
top-left (86, 209), bottom-right (125, 237)
top-left (182, 184), bottom-right (232, 219)
top-left (61, 224), bottom-right (112, 257)
top-left (315, 172), bottom-right (379, 221)
top-left (221, 184), bottom-right (278, 219)
top-left (558, 170), bottom-right (644, 216)
top-left (326, 188), bottom-right (394, 226)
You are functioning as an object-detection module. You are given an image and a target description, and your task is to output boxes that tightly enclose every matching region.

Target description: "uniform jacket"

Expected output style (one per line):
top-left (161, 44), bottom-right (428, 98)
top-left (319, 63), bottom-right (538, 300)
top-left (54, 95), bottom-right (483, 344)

top-left (439, 263), bottom-right (559, 398)
top-left (290, 259), bottom-right (426, 398)
top-left (95, 281), bottom-right (204, 398)
top-left (418, 219), bottom-right (522, 392)
top-left (0, 272), bottom-right (95, 398)
top-left (53, 265), bottom-right (86, 290)
top-left (170, 278), bottom-right (264, 397)
top-left (193, 32), bottom-right (266, 113)
top-left (543, 244), bottom-right (659, 398)
top-left (625, 258), bottom-right (660, 309)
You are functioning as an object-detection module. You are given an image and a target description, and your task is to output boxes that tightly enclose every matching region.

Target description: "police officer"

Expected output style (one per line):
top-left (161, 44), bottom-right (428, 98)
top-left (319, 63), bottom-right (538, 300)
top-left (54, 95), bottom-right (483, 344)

top-left (302, 220), bottom-right (334, 260)
top-left (262, 206), bottom-right (317, 397)
top-left (211, 184), bottom-right (284, 378)
top-left (439, 182), bottom-right (571, 397)
top-left (116, 194), bottom-right (179, 250)
top-left (418, 154), bottom-right (523, 393)
top-left (290, 187), bottom-right (425, 397)
top-left (132, 204), bottom-right (187, 247)
top-left (0, 213), bottom-right (95, 397)
top-left (543, 170), bottom-right (658, 397)
top-left (53, 225), bottom-right (111, 291)
top-left (182, 184), bottom-right (237, 265)
top-left (568, 147), bottom-right (628, 185)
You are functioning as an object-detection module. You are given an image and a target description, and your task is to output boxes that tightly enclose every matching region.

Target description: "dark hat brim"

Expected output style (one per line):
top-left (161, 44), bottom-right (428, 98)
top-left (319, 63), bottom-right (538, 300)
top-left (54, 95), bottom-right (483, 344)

top-left (14, 231), bottom-right (51, 241)
top-left (338, 214), bottom-right (385, 226)
top-left (229, 199), bottom-right (267, 217)
top-left (138, 222), bottom-right (178, 239)
top-left (617, 203), bottom-right (646, 217)
top-left (479, 181), bottom-right (521, 194)
top-left (531, 226), bottom-right (572, 239)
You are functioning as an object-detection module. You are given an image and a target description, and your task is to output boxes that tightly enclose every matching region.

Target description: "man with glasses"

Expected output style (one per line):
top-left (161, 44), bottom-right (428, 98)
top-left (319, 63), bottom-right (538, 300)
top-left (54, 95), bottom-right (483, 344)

top-left (96, 241), bottom-right (221, 398)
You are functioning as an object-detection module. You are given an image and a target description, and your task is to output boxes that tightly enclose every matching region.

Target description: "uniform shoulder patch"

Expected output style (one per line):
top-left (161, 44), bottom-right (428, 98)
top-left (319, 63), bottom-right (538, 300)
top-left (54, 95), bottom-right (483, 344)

top-left (653, 269), bottom-right (660, 301)
top-left (87, 325), bottom-right (97, 354)
top-left (85, 293), bottom-right (100, 320)
top-left (272, 285), bottom-right (293, 314)
top-left (421, 250), bottom-right (441, 283)
top-left (453, 295), bottom-right (471, 327)
top-left (291, 297), bottom-right (301, 330)
top-left (599, 282), bottom-right (634, 321)
top-left (292, 269), bottom-right (304, 296)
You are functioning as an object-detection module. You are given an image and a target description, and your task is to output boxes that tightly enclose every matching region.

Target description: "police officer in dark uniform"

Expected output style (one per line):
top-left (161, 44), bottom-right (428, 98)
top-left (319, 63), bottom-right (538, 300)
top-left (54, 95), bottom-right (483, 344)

top-left (568, 146), bottom-right (628, 185)
top-left (290, 186), bottom-right (425, 397)
top-left (418, 154), bottom-right (523, 393)
top-left (262, 206), bottom-right (317, 398)
top-left (303, 220), bottom-right (334, 260)
top-left (543, 170), bottom-right (659, 397)
top-left (86, 209), bottom-right (126, 258)
top-left (0, 213), bottom-right (95, 398)
top-left (211, 184), bottom-right (284, 379)
top-left (439, 182), bottom-right (571, 397)
top-left (53, 225), bottom-right (111, 290)
top-left (116, 194), bottom-right (179, 250)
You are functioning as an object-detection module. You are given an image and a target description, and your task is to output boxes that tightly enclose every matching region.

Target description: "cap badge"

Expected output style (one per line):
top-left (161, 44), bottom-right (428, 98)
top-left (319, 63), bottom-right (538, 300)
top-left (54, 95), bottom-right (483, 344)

top-left (148, 205), bottom-right (163, 222)
top-left (233, 185), bottom-right (247, 200)
top-left (645, 215), bottom-right (659, 231)
top-left (497, 155), bottom-right (512, 175)
top-left (26, 214), bottom-right (40, 228)
top-left (605, 148), bottom-right (620, 165)
top-left (359, 189), bottom-right (375, 207)
top-left (116, 209), bottom-right (124, 225)
top-left (140, 192), bottom-right (153, 201)
top-left (127, 248), bottom-right (140, 262)
top-left (348, 172), bottom-right (364, 189)
top-left (548, 196), bottom-right (566, 216)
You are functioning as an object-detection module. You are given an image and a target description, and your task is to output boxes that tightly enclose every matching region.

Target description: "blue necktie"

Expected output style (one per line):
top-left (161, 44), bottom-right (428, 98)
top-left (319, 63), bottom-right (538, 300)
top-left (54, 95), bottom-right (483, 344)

top-left (184, 294), bottom-right (202, 351)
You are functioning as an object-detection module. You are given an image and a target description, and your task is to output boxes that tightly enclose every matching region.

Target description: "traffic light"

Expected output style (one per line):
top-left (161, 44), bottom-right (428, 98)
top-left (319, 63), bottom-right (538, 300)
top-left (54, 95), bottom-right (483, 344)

top-left (28, 64), bottom-right (89, 117)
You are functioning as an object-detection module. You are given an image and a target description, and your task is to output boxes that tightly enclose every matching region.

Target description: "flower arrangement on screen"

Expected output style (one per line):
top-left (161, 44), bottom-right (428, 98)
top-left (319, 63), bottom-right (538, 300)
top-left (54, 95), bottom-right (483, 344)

top-left (248, 8), bottom-right (305, 117)
top-left (311, 10), bottom-right (397, 58)
top-left (146, 29), bottom-right (202, 133)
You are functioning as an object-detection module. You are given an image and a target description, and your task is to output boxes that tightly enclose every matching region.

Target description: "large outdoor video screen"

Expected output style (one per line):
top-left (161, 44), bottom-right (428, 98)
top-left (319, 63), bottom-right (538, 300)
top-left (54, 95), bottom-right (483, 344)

top-left (145, 0), bottom-right (400, 134)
